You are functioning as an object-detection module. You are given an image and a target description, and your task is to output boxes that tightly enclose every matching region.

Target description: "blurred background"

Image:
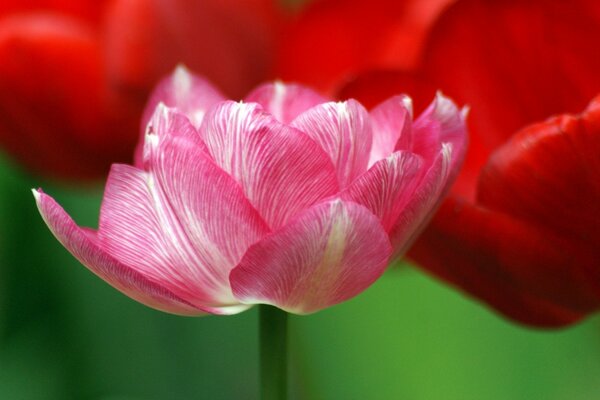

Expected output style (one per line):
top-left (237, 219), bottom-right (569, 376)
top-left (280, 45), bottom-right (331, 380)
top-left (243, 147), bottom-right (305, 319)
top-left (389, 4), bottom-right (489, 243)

top-left (1, 0), bottom-right (600, 398)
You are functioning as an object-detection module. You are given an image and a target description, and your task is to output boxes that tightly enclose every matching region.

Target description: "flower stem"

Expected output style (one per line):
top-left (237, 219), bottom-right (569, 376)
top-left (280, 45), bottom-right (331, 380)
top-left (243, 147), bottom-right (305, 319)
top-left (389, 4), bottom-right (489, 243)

top-left (259, 304), bottom-right (288, 400)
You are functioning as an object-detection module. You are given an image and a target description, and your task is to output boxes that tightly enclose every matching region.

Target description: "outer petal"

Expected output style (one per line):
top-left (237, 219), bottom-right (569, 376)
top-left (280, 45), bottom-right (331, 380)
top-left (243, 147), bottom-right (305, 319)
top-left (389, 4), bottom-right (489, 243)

top-left (33, 190), bottom-right (205, 316)
top-left (368, 95), bottom-right (413, 165)
top-left (200, 101), bottom-right (339, 229)
top-left (341, 151), bottom-right (423, 231)
top-left (230, 200), bottom-right (393, 314)
top-left (291, 100), bottom-right (373, 188)
top-left (409, 197), bottom-right (594, 327)
top-left (98, 136), bottom-right (271, 314)
top-left (244, 81), bottom-right (328, 124)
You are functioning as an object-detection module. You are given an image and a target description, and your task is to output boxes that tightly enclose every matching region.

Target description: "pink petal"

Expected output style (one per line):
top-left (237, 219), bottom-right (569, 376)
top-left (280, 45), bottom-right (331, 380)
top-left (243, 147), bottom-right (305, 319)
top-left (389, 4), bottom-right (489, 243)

top-left (341, 151), bottom-right (423, 231)
top-left (410, 92), bottom-right (467, 168)
top-left (99, 136), bottom-right (271, 314)
top-left (389, 144), bottom-right (454, 259)
top-left (291, 99), bottom-right (373, 188)
top-left (33, 189), bottom-right (206, 316)
top-left (141, 65), bottom-right (225, 130)
top-left (199, 101), bottom-right (339, 229)
top-left (134, 103), bottom-right (209, 167)
top-left (368, 95), bottom-right (414, 165)
top-left (230, 200), bottom-right (393, 314)
top-left (244, 81), bottom-right (328, 124)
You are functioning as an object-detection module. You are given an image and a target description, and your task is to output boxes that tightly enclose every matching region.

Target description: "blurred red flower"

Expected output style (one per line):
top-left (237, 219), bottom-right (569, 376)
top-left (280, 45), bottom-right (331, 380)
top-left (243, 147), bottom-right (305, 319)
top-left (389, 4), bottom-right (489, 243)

top-left (0, 0), bottom-right (285, 180)
top-left (280, 0), bottom-right (600, 327)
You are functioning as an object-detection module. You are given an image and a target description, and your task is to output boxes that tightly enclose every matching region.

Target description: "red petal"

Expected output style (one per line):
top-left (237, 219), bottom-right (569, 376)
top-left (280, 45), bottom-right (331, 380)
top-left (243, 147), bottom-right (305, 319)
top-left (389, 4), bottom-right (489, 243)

top-left (0, 0), bottom-right (105, 24)
top-left (410, 97), bottom-right (600, 327)
top-left (0, 14), bottom-right (138, 179)
top-left (276, 0), bottom-right (454, 93)
top-left (409, 198), bottom-right (590, 328)
top-left (104, 0), bottom-right (285, 99)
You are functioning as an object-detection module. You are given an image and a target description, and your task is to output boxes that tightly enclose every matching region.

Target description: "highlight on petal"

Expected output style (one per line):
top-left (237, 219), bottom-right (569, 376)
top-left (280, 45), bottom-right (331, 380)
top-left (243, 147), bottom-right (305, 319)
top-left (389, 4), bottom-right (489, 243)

top-left (200, 101), bottom-right (339, 229)
top-left (291, 99), bottom-right (373, 188)
top-left (99, 135), bottom-right (271, 314)
top-left (33, 189), bottom-right (206, 316)
top-left (141, 65), bottom-right (225, 130)
top-left (245, 81), bottom-right (328, 124)
top-left (368, 95), bottom-right (413, 165)
top-left (230, 199), bottom-right (393, 314)
top-left (410, 92), bottom-right (467, 166)
top-left (341, 151), bottom-right (423, 231)
top-left (134, 103), bottom-right (208, 167)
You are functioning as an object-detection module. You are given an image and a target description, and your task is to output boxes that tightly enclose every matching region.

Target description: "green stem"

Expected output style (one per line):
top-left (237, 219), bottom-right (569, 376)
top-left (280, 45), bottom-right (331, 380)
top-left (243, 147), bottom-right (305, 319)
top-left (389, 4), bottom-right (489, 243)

top-left (259, 305), bottom-right (288, 400)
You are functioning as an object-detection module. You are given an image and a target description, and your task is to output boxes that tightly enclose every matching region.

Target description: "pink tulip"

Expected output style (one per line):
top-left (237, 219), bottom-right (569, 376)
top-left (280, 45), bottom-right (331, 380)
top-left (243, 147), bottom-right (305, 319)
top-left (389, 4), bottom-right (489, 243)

top-left (34, 67), bottom-right (467, 315)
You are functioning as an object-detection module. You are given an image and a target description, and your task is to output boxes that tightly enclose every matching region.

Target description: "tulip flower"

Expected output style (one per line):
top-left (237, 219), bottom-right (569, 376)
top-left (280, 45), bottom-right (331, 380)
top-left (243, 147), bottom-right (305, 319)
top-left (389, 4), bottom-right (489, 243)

top-left (276, 0), bottom-right (456, 93)
top-left (326, 0), bottom-right (600, 326)
top-left (34, 67), bottom-right (467, 315)
top-left (0, 0), bottom-right (284, 180)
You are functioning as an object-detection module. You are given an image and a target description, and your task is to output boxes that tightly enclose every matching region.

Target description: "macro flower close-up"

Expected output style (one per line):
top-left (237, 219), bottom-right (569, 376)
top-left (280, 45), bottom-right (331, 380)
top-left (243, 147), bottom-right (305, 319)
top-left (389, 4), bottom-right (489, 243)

top-left (34, 67), bottom-right (466, 315)
top-left (1, 0), bottom-right (600, 399)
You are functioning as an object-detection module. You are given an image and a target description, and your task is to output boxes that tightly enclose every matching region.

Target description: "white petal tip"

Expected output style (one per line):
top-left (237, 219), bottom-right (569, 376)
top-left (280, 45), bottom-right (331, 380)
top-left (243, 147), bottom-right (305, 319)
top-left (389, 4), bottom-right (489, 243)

top-left (32, 188), bottom-right (41, 202)
top-left (402, 96), bottom-right (414, 118)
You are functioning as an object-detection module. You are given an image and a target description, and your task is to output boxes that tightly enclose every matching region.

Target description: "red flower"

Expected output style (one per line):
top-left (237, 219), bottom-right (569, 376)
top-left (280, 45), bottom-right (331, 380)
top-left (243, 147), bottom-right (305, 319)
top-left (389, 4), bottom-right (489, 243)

top-left (0, 0), bottom-right (285, 180)
top-left (280, 0), bottom-right (600, 327)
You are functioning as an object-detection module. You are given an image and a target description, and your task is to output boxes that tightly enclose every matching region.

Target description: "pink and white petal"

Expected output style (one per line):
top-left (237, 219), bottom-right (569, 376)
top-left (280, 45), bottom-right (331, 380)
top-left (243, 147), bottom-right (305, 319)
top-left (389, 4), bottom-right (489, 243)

top-left (134, 103), bottom-right (208, 168)
top-left (291, 100), bottom-right (373, 188)
top-left (341, 151), bottom-right (423, 231)
top-left (100, 144), bottom-right (269, 314)
top-left (141, 65), bottom-right (226, 130)
top-left (389, 144), bottom-right (454, 259)
top-left (369, 95), bottom-right (414, 166)
top-left (410, 92), bottom-right (467, 167)
top-left (33, 189), bottom-right (206, 316)
top-left (245, 81), bottom-right (328, 124)
top-left (199, 101), bottom-right (339, 229)
top-left (230, 199), bottom-right (393, 314)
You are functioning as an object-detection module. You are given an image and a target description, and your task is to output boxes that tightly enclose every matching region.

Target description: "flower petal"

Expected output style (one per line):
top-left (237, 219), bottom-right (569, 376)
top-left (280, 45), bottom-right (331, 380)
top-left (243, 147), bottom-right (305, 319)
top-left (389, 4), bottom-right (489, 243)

top-left (291, 100), bottom-right (373, 188)
top-left (33, 190), bottom-right (205, 316)
top-left (0, 13), bottom-right (137, 179)
top-left (199, 101), bottom-right (339, 229)
top-left (244, 81), bottom-right (328, 124)
top-left (410, 92), bottom-right (467, 167)
top-left (341, 151), bottom-right (423, 231)
top-left (134, 103), bottom-right (209, 167)
top-left (389, 144), bottom-right (453, 259)
top-left (104, 0), bottom-right (284, 98)
top-left (409, 197), bottom-right (595, 327)
top-left (368, 95), bottom-right (413, 165)
top-left (230, 200), bottom-right (393, 314)
top-left (141, 65), bottom-right (225, 130)
top-left (99, 136), bottom-right (271, 314)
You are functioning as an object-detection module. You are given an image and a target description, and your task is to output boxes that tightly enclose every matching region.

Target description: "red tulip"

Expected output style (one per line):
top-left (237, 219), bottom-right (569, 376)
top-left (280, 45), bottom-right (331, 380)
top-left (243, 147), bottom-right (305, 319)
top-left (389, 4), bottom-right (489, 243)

top-left (276, 0), bottom-right (455, 94)
top-left (0, 0), bottom-right (285, 180)
top-left (333, 0), bottom-right (600, 327)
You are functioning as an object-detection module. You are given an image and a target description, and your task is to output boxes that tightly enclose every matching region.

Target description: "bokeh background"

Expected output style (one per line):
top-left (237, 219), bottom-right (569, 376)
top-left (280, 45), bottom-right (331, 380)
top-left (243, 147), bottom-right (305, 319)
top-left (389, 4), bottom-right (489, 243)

top-left (1, 153), bottom-right (599, 400)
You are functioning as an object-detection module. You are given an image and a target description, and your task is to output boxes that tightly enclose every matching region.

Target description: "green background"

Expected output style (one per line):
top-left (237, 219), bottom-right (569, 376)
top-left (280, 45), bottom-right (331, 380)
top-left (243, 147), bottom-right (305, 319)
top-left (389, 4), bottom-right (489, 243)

top-left (1, 154), bottom-right (599, 400)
